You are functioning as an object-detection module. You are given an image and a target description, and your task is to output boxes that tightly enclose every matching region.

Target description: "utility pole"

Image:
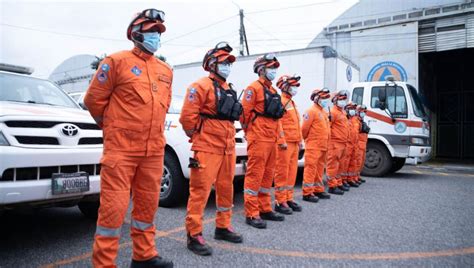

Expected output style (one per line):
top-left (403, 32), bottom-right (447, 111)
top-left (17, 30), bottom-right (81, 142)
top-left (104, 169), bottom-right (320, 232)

top-left (239, 9), bottom-right (250, 56)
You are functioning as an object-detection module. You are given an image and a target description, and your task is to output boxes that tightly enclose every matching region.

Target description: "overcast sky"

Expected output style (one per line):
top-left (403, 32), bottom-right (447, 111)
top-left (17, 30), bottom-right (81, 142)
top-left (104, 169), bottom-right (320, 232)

top-left (0, 0), bottom-right (358, 78)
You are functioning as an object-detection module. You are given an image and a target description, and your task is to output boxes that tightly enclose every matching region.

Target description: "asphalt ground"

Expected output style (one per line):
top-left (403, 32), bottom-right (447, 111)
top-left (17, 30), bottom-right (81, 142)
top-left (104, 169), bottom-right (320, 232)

top-left (1, 165), bottom-right (474, 267)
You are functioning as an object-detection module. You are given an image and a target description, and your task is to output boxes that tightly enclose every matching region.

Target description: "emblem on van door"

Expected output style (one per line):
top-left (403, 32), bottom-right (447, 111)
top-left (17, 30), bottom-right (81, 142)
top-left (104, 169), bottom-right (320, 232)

top-left (367, 61), bottom-right (407, 82)
top-left (61, 124), bottom-right (79, 136)
top-left (394, 121), bottom-right (407, 133)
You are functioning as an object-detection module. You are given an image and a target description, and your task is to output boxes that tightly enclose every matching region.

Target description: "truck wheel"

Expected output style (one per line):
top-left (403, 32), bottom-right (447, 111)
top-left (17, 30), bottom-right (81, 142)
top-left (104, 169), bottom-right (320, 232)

top-left (159, 152), bottom-right (187, 208)
top-left (389, 157), bottom-right (406, 174)
top-left (78, 201), bottom-right (99, 219)
top-left (362, 141), bottom-right (393, 177)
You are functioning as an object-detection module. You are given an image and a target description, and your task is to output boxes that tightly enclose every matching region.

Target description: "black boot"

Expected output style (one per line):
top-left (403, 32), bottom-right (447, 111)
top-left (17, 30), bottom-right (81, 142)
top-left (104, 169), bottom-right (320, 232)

top-left (359, 178), bottom-right (366, 183)
top-left (275, 203), bottom-right (293, 215)
top-left (260, 211), bottom-right (285, 221)
top-left (348, 181), bottom-right (359, 187)
top-left (287, 200), bottom-right (302, 212)
top-left (245, 217), bottom-right (267, 229)
top-left (214, 227), bottom-right (243, 243)
top-left (130, 256), bottom-right (174, 268)
top-left (339, 185), bottom-right (350, 192)
top-left (315, 192), bottom-right (331, 199)
top-left (343, 182), bottom-right (351, 189)
top-left (328, 187), bottom-right (344, 195)
top-left (302, 194), bottom-right (319, 203)
top-left (187, 233), bottom-right (212, 256)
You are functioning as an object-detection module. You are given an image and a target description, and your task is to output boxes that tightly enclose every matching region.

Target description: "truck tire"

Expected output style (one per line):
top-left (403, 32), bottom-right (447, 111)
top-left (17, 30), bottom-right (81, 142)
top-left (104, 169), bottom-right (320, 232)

top-left (362, 141), bottom-right (393, 177)
top-left (78, 201), bottom-right (99, 219)
top-left (160, 151), bottom-right (188, 208)
top-left (389, 157), bottom-right (406, 174)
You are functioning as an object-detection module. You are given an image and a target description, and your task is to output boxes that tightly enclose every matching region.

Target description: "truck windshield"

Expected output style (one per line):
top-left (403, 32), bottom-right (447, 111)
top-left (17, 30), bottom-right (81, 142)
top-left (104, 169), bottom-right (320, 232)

top-left (407, 84), bottom-right (427, 118)
top-left (0, 73), bottom-right (78, 108)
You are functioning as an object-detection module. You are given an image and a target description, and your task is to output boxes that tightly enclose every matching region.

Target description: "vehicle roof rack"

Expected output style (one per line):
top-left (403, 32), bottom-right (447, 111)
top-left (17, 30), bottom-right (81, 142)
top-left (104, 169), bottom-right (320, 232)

top-left (0, 63), bottom-right (34, 75)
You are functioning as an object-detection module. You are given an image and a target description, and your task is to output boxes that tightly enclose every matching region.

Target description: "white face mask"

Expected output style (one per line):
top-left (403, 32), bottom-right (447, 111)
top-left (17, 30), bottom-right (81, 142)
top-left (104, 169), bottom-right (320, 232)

top-left (360, 112), bottom-right (366, 118)
top-left (289, 86), bottom-right (298, 96)
top-left (217, 63), bottom-right (231, 79)
top-left (348, 109), bottom-right (356, 116)
top-left (265, 68), bottom-right (277, 81)
top-left (337, 100), bottom-right (347, 108)
top-left (318, 98), bottom-right (330, 108)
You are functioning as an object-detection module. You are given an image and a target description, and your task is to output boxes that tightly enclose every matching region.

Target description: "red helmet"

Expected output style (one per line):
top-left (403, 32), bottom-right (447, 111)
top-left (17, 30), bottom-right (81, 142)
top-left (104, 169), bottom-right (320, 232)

top-left (127, 9), bottom-right (166, 41)
top-left (331, 90), bottom-right (350, 103)
top-left (357, 104), bottom-right (367, 111)
top-left (202, 41), bottom-right (236, 71)
top-left (276, 75), bottom-right (300, 92)
top-left (345, 101), bottom-right (357, 111)
top-left (310, 88), bottom-right (331, 101)
top-left (253, 53), bottom-right (280, 74)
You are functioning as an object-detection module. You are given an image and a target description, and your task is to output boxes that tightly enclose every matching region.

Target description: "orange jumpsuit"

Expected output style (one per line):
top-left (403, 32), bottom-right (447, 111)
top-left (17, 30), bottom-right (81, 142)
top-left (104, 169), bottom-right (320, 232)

top-left (341, 116), bottom-right (359, 183)
top-left (347, 117), bottom-right (361, 182)
top-left (356, 118), bottom-right (369, 180)
top-left (241, 77), bottom-right (284, 218)
top-left (84, 47), bottom-right (172, 267)
top-left (274, 93), bottom-right (302, 204)
top-left (326, 105), bottom-right (349, 188)
top-left (301, 103), bottom-right (330, 195)
top-left (179, 74), bottom-right (236, 236)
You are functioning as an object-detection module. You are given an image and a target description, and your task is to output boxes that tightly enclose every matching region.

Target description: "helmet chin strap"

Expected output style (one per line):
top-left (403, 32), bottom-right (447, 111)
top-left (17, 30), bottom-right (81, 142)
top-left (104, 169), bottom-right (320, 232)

top-left (211, 62), bottom-right (226, 81)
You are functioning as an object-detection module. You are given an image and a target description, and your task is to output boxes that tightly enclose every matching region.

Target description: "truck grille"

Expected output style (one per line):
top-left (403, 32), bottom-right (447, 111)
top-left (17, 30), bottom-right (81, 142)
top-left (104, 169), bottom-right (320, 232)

top-left (0, 164), bottom-right (101, 182)
top-left (5, 121), bottom-right (100, 130)
top-left (78, 137), bottom-right (103, 145)
top-left (15, 136), bottom-right (59, 145)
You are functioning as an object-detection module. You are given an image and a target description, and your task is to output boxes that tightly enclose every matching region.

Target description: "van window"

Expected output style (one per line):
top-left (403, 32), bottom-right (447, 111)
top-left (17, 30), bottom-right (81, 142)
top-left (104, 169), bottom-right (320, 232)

top-left (371, 86), bottom-right (408, 118)
top-left (352, 87), bottom-right (364, 105)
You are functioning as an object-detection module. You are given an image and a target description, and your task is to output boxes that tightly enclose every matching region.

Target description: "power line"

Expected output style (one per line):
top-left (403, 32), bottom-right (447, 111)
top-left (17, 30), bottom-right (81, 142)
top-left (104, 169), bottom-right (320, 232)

top-left (246, 0), bottom-right (339, 14)
top-left (162, 15), bottom-right (238, 44)
top-left (0, 23), bottom-right (128, 42)
top-left (244, 17), bottom-right (288, 47)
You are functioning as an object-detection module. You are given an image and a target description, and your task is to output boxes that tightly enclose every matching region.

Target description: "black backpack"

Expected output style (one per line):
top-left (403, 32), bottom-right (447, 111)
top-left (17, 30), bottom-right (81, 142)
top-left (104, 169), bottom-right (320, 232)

top-left (201, 79), bottom-right (243, 122)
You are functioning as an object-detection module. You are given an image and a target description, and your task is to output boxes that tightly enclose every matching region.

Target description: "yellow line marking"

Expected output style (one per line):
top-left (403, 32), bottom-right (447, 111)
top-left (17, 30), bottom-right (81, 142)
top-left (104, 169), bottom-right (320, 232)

top-left (167, 236), bottom-right (474, 261)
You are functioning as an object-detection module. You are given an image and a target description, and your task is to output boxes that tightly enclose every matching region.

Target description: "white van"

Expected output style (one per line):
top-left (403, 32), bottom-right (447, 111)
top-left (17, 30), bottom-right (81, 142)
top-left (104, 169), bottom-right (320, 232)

top-left (350, 78), bottom-right (432, 177)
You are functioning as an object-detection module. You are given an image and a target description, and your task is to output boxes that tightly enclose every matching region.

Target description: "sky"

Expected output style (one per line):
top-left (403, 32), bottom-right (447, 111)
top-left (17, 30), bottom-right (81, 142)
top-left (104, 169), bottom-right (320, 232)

top-left (0, 0), bottom-right (358, 78)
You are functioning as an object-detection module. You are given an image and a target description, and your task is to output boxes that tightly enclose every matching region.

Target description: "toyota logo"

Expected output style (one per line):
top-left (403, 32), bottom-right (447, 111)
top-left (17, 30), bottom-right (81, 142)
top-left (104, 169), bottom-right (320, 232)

top-left (61, 124), bottom-right (79, 137)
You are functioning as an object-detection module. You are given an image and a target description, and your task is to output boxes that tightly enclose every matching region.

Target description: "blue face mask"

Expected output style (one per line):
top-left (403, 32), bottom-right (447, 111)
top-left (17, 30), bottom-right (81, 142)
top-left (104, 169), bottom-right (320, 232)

top-left (265, 68), bottom-right (277, 81)
top-left (349, 109), bottom-right (356, 116)
top-left (142, 32), bottom-right (161, 53)
top-left (217, 63), bottom-right (231, 79)
top-left (318, 98), bottom-right (330, 108)
top-left (337, 100), bottom-right (347, 108)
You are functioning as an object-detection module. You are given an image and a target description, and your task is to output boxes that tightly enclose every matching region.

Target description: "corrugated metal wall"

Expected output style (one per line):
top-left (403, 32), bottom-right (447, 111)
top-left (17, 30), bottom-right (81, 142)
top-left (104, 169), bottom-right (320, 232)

top-left (419, 13), bottom-right (474, 53)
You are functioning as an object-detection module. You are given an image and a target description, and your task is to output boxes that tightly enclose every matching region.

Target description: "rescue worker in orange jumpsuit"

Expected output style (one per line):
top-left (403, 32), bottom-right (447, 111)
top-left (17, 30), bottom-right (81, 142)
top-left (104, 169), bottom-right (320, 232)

top-left (355, 104), bottom-right (369, 183)
top-left (326, 90), bottom-right (350, 195)
top-left (180, 42), bottom-right (243, 256)
top-left (84, 9), bottom-right (173, 268)
top-left (343, 102), bottom-right (362, 187)
top-left (274, 75), bottom-right (303, 214)
top-left (241, 53), bottom-right (286, 229)
top-left (301, 89), bottom-right (332, 201)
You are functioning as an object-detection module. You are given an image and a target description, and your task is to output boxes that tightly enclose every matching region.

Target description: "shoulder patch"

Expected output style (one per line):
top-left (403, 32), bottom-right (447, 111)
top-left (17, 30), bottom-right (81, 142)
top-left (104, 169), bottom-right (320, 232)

top-left (188, 87), bottom-right (197, 102)
top-left (303, 113), bottom-right (310, 121)
top-left (101, 63), bottom-right (110, 72)
top-left (97, 71), bottom-right (108, 83)
top-left (245, 90), bottom-right (253, 101)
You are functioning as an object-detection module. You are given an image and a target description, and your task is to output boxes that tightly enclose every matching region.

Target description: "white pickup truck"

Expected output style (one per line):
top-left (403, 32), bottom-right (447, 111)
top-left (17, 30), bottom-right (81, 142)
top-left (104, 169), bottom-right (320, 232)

top-left (0, 65), bottom-right (103, 218)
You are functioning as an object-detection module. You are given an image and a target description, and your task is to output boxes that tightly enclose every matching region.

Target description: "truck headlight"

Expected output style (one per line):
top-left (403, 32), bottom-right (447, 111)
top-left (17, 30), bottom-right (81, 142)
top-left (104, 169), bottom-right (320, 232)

top-left (0, 131), bottom-right (10, 146)
top-left (411, 137), bottom-right (424, 145)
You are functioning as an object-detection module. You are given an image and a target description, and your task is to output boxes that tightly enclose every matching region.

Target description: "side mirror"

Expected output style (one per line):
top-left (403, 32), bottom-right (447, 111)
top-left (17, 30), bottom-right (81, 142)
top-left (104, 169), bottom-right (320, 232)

top-left (375, 100), bottom-right (386, 110)
top-left (379, 87), bottom-right (387, 103)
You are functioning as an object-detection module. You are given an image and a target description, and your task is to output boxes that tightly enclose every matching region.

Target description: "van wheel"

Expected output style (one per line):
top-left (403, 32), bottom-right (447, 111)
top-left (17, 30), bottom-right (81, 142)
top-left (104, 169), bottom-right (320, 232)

top-left (389, 157), bottom-right (406, 174)
top-left (78, 201), bottom-right (99, 219)
top-left (362, 141), bottom-right (393, 177)
top-left (159, 152), bottom-right (187, 208)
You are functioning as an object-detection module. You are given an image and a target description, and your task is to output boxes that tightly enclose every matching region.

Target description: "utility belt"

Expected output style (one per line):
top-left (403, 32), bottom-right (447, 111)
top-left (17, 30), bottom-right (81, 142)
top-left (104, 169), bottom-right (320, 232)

top-left (361, 121), bottom-right (370, 134)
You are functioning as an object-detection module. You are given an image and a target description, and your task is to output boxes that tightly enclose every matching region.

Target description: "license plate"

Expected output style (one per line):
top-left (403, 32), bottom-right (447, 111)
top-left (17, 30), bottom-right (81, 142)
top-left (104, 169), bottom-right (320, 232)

top-left (52, 172), bottom-right (90, 195)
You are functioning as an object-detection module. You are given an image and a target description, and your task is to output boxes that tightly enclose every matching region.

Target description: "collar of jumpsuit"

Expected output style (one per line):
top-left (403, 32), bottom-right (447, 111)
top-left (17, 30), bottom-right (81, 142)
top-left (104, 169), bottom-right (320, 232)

top-left (209, 72), bottom-right (227, 87)
top-left (132, 46), bottom-right (154, 60)
top-left (258, 76), bottom-right (273, 88)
